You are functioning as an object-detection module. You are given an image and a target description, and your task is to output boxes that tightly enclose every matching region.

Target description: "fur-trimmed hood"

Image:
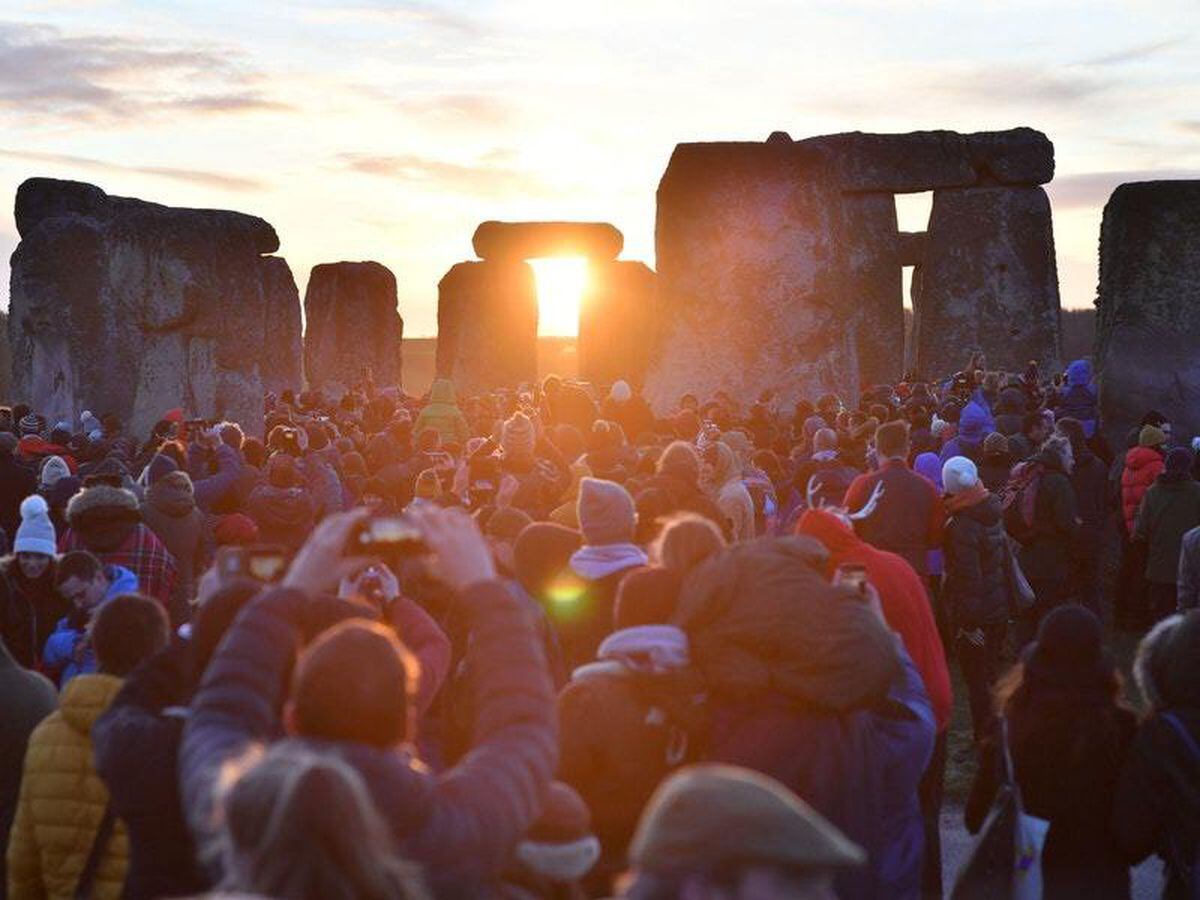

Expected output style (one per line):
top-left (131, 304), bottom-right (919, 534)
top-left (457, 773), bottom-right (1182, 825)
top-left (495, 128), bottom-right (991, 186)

top-left (65, 484), bottom-right (142, 552)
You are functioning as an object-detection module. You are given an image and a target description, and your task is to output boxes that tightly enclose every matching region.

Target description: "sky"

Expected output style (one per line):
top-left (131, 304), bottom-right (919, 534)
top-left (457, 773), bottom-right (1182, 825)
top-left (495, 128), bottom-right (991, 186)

top-left (0, 0), bottom-right (1196, 336)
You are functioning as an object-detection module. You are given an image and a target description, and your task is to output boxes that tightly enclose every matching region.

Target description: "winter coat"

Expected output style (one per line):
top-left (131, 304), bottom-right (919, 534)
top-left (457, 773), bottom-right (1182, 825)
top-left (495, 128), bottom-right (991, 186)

top-left (43, 566), bottom-right (138, 686)
top-left (0, 558), bottom-right (68, 672)
top-left (1017, 447), bottom-right (1079, 583)
top-left (179, 584), bottom-right (557, 899)
top-left (796, 509), bottom-right (952, 731)
top-left (1070, 444), bottom-right (1110, 561)
top-left (710, 645), bottom-right (935, 900)
top-left (0, 455), bottom-right (36, 545)
top-left (1122, 446), bottom-right (1166, 534)
top-left (552, 559), bottom-right (642, 675)
top-left (1178, 526), bottom-right (1200, 610)
top-left (637, 472), bottom-right (726, 538)
top-left (304, 446), bottom-right (346, 520)
top-left (1113, 709), bottom-right (1200, 900)
top-left (141, 472), bottom-right (205, 618)
top-left (943, 493), bottom-right (1011, 628)
top-left (544, 385), bottom-right (598, 434)
top-left (7, 674), bottom-right (129, 900)
top-left (1134, 475), bottom-right (1200, 585)
top-left (246, 482), bottom-right (316, 552)
top-left (673, 536), bottom-right (901, 712)
top-left (844, 459), bottom-right (944, 577)
top-left (977, 451), bottom-right (1013, 493)
top-left (599, 395), bottom-right (656, 443)
top-left (793, 452), bottom-right (861, 511)
top-left (0, 641), bottom-right (56, 898)
top-left (715, 478), bottom-right (755, 542)
top-left (1057, 360), bottom-right (1099, 437)
top-left (186, 442), bottom-right (243, 513)
top-left (414, 379), bottom-right (471, 446)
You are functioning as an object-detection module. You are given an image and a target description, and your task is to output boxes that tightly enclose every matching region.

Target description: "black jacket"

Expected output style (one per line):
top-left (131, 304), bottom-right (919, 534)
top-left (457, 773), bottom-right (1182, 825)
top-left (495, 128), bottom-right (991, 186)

top-left (1018, 449), bottom-right (1080, 582)
top-left (1070, 446), bottom-right (1110, 560)
top-left (943, 493), bottom-right (1011, 628)
top-left (0, 557), bottom-right (68, 670)
top-left (0, 456), bottom-right (35, 544)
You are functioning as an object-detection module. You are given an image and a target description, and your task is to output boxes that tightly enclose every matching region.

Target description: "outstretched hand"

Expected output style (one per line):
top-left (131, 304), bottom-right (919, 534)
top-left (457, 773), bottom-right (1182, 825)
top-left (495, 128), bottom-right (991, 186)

top-left (282, 508), bottom-right (376, 598)
top-left (406, 505), bottom-right (497, 594)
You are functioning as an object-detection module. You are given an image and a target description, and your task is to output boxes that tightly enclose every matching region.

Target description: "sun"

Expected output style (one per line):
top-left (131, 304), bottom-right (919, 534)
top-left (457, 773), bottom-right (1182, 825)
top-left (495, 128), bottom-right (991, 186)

top-left (531, 257), bottom-right (589, 337)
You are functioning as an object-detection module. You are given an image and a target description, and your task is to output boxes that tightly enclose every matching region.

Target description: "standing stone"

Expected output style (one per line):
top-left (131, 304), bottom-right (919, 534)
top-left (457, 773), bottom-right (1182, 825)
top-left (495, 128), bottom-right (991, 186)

top-left (578, 261), bottom-right (657, 387)
top-left (303, 262), bottom-right (403, 389)
top-left (842, 193), bottom-right (904, 386)
top-left (258, 257), bottom-right (304, 395)
top-left (8, 177), bottom-right (298, 436)
top-left (1095, 181), bottom-right (1200, 444)
top-left (473, 221), bottom-right (623, 261)
top-left (912, 186), bottom-right (1061, 379)
top-left (436, 261), bottom-right (537, 396)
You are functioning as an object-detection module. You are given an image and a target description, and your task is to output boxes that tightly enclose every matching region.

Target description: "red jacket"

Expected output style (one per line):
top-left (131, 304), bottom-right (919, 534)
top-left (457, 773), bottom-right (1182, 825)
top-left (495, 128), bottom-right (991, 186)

top-left (796, 508), bottom-right (953, 731)
top-left (1121, 446), bottom-right (1165, 534)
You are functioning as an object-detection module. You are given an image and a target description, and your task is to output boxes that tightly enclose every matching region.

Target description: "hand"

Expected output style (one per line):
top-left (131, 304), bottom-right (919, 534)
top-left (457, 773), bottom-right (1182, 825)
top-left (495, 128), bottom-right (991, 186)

top-left (406, 505), bottom-right (497, 594)
top-left (496, 474), bottom-right (519, 509)
top-left (283, 508), bottom-right (376, 598)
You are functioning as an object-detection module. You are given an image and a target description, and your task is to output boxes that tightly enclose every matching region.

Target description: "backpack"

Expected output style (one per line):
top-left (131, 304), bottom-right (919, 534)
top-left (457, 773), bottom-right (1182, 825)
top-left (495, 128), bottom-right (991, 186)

top-left (999, 461), bottom-right (1043, 546)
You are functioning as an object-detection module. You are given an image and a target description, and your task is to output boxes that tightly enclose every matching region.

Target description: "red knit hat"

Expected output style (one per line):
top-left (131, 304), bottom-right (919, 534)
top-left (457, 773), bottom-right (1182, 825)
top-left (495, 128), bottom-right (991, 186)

top-left (214, 513), bottom-right (260, 546)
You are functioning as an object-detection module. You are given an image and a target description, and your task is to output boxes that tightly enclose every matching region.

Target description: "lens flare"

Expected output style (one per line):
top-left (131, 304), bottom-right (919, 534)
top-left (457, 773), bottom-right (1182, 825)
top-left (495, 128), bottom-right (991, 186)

top-left (546, 573), bottom-right (588, 615)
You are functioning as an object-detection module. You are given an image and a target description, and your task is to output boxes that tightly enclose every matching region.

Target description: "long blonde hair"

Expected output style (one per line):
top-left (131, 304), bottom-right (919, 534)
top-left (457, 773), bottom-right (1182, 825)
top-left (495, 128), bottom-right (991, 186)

top-left (218, 744), bottom-right (429, 900)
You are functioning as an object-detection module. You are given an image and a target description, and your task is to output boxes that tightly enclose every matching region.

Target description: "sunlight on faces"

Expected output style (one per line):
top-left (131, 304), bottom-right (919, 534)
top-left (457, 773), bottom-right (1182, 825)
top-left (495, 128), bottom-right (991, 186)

top-left (532, 257), bottom-right (589, 336)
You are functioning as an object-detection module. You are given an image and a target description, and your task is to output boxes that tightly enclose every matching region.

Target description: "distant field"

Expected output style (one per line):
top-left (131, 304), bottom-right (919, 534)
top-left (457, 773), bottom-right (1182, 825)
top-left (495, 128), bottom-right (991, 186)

top-left (400, 337), bottom-right (580, 396)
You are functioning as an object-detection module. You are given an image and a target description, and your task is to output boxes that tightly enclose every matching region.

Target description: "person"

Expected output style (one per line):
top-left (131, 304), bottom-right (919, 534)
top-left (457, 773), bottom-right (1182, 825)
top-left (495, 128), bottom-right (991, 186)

top-left (938, 399), bottom-right (990, 463)
top-left (59, 481), bottom-right (178, 606)
top-left (620, 764), bottom-right (865, 900)
top-left (179, 508), bottom-right (558, 898)
top-left (701, 442), bottom-right (754, 542)
top-left (0, 434), bottom-right (37, 544)
top-left (843, 421), bottom-right (944, 577)
top-left (45, 551), bottom-right (139, 685)
top-left (140, 455), bottom-right (206, 623)
top-left (966, 606), bottom-right (1137, 899)
top-left (1057, 417), bottom-right (1109, 616)
top-left (248, 453), bottom-right (317, 552)
top-left (1134, 448), bottom-right (1200, 624)
top-left (600, 381), bottom-right (656, 445)
top-left (1055, 359), bottom-right (1099, 438)
top-left (977, 432), bottom-right (1012, 492)
top-left (414, 380), bottom-right (470, 456)
top-left (542, 376), bottom-right (598, 433)
top-left (0, 637), bottom-right (56, 897)
top-left (1112, 611), bottom-right (1200, 898)
top-left (500, 781), bottom-right (599, 900)
top-left (1008, 410), bottom-right (1052, 463)
top-left (214, 744), bottom-right (430, 900)
top-left (499, 412), bottom-right (572, 520)
top-left (184, 423), bottom-right (245, 514)
top-left (7, 594), bottom-right (170, 900)
top-left (792, 427), bottom-right (860, 512)
top-left (0, 496), bottom-right (68, 670)
top-left (1179, 523), bottom-right (1200, 611)
top-left (639, 442), bottom-right (726, 537)
top-left (1121, 424), bottom-right (1168, 537)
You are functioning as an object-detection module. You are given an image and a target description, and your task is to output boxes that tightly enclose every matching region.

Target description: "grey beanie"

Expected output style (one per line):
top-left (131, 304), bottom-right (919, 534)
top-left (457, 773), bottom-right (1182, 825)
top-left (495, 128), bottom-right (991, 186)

top-left (577, 477), bottom-right (636, 546)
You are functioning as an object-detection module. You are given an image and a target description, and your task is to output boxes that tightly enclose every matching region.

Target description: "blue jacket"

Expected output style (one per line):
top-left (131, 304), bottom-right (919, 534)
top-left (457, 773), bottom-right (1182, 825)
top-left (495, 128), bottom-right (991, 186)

top-left (1058, 360), bottom-right (1098, 437)
top-left (709, 643), bottom-right (935, 900)
top-left (179, 584), bottom-right (557, 899)
top-left (43, 565), bottom-right (138, 685)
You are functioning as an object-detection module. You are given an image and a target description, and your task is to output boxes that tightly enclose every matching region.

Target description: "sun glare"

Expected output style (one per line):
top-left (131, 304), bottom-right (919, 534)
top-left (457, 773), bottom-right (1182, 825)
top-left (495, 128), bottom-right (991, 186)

top-left (532, 257), bottom-right (589, 337)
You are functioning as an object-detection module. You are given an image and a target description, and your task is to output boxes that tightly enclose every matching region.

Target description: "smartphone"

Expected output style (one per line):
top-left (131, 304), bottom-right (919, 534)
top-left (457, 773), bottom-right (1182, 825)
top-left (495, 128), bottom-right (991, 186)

top-left (347, 515), bottom-right (428, 560)
top-left (834, 563), bottom-right (869, 596)
top-left (218, 545), bottom-right (289, 583)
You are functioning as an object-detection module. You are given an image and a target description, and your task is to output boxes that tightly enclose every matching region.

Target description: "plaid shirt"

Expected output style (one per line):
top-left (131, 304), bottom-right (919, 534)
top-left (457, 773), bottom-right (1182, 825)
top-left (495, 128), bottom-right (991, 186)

top-left (61, 523), bottom-right (178, 606)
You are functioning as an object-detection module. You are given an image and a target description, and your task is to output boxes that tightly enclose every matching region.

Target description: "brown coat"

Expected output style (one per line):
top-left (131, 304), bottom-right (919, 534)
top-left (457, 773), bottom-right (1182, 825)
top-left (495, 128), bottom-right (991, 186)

top-left (141, 473), bottom-right (205, 617)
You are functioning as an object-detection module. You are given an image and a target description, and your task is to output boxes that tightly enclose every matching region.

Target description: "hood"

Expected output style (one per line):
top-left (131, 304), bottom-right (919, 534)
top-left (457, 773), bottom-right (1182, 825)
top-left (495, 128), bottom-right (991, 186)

top-left (428, 378), bottom-right (457, 406)
top-left (795, 507), bottom-right (861, 560)
top-left (66, 484), bottom-right (141, 551)
top-left (914, 451), bottom-right (944, 491)
top-left (146, 470), bottom-right (196, 517)
top-left (1066, 359), bottom-right (1093, 387)
top-left (17, 436), bottom-right (70, 460)
top-left (958, 401), bottom-right (990, 443)
top-left (59, 673), bottom-right (123, 734)
top-left (104, 564), bottom-right (139, 600)
top-left (1125, 445), bottom-right (1164, 473)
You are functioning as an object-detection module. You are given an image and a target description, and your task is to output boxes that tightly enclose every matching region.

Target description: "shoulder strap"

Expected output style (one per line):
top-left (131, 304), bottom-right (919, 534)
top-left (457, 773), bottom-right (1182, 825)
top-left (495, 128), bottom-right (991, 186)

top-left (1161, 712), bottom-right (1200, 763)
top-left (74, 803), bottom-right (117, 900)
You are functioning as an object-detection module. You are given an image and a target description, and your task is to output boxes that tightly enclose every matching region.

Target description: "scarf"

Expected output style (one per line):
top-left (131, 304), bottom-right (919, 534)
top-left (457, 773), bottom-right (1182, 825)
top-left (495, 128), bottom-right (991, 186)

top-left (597, 624), bottom-right (690, 674)
top-left (569, 542), bottom-right (647, 580)
top-left (945, 480), bottom-right (990, 514)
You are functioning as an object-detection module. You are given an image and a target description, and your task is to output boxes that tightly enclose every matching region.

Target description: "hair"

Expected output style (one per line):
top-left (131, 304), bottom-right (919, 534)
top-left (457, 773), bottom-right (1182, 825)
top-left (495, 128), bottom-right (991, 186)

top-left (656, 441), bottom-right (701, 485)
top-left (651, 513), bottom-right (726, 573)
top-left (55, 550), bottom-right (104, 588)
top-left (291, 622), bottom-right (418, 748)
top-left (1134, 612), bottom-right (1200, 711)
top-left (219, 421), bottom-right (245, 451)
top-left (242, 437), bottom-right (266, 469)
top-left (91, 593), bottom-right (170, 676)
top-left (1021, 411), bottom-right (1047, 435)
top-left (874, 420), bottom-right (910, 460)
top-left (218, 744), bottom-right (429, 900)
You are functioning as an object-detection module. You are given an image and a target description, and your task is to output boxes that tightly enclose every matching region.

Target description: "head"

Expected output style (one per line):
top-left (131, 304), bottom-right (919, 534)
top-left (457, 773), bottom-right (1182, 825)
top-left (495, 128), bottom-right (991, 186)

top-left (982, 432), bottom-right (1009, 459)
top-left (483, 507), bottom-right (533, 574)
top-left (811, 428), bottom-right (838, 455)
top-left (614, 567), bottom-right (683, 630)
top-left (941, 456), bottom-right (979, 497)
top-left (218, 744), bottom-right (428, 900)
top-left (1023, 412), bottom-right (1051, 445)
top-left (288, 621), bottom-right (419, 748)
top-left (266, 454), bottom-right (303, 489)
top-left (622, 765), bottom-right (862, 900)
top-left (701, 442), bottom-right (740, 490)
top-left (873, 420), bottom-right (909, 462)
top-left (651, 513), bottom-right (726, 573)
top-left (219, 421), bottom-right (245, 451)
top-left (91, 593), bottom-right (170, 676)
top-left (15, 494), bottom-right (57, 559)
top-left (577, 477), bottom-right (637, 547)
top-left (501, 412), bottom-right (537, 462)
top-left (55, 551), bottom-right (109, 612)
top-left (242, 437), bottom-right (267, 469)
top-left (1041, 433), bottom-right (1074, 474)
top-left (192, 579), bottom-right (263, 676)
top-left (1134, 611), bottom-right (1200, 712)
top-left (657, 441), bottom-right (702, 486)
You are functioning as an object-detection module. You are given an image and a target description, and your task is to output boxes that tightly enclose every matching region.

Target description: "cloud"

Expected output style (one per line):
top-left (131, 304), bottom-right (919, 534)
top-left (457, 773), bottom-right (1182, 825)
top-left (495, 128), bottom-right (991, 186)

top-left (1175, 120), bottom-right (1200, 135)
top-left (0, 147), bottom-right (268, 191)
top-left (336, 152), bottom-right (555, 197)
top-left (1048, 169), bottom-right (1200, 210)
top-left (392, 93), bottom-right (511, 126)
top-left (922, 63), bottom-right (1110, 107)
top-left (1081, 36), bottom-right (1189, 66)
top-left (300, 3), bottom-right (482, 35)
top-left (0, 21), bottom-right (292, 124)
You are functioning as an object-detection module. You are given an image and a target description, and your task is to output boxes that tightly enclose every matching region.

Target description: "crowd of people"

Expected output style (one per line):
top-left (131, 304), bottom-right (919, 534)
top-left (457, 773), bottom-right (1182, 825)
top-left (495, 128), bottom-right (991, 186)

top-left (0, 356), bottom-right (1196, 900)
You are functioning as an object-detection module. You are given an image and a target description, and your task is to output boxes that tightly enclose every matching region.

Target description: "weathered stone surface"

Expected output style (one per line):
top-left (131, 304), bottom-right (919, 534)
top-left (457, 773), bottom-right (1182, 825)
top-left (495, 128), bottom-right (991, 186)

top-left (577, 261), bottom-right (657, 387)
top-left (1095, 181), bottom-right (1200, 444)
top-left (842, 193), bottom-right (904, 386)
top-left (644, 141), bottom-right (866, 411)
top-left (472, 221), bottom-right (623, 261)
top-left (436, 261), bottom-right (537, 395)
top-left (898, 231), bottom-right (926, 267)
top-left (8, 177), bottom-right (299, 436)
top-left (912, 186), bottom-right (1061, 379)
top-left (258, 256), bottom-right (303, 395)
top-left (966, 127), bottom-right (1055, 186)
top-left (303, 261), bottom-right (403, 389)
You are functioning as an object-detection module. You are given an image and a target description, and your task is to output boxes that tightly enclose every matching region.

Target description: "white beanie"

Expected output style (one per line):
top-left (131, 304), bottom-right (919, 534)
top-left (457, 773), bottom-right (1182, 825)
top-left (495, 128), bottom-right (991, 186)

top-left (942, 456), bottom-right (979, 496)
top-left (14, 495), bottom-right (57, 556)
top-left (39, 455), bottom-right (71, 489)
top-left (609, 380), bottom-right (632, 403)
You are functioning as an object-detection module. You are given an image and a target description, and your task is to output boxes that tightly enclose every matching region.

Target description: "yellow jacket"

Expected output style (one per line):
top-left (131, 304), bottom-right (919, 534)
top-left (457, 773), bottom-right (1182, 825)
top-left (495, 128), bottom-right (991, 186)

top-left (7, 674), bottom-right (128, 900)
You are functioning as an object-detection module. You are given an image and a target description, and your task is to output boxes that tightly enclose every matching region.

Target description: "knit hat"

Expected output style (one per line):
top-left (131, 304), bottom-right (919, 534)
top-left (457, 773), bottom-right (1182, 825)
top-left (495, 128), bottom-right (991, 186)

top-left (515, 782), bottom-right (600, 884)
top-left (414, 468), bottom-right (442, 501)
top-left (18, 413), bottom-right (44, 437)
top-left (14, 495), bottom-right (57, 556)
top-left (80, 411), bottom-right (102, 437)
top-left (983, 432), bottom-right (1009, 456)
top-left (615, 566), bottom-right (682, 630)
top-left (1165, 447), bottom-right (1192, 477)
top-left (1022, 605), bottom-right (1113, 691)
top-left (145, 452), bottom-right (179, 487)
top-left (483, 506), bottom-right (532, 541)
top-left (629, 764), bottom-right (864, 873)
top-left (609, 380), bottom-right (633, 403)
top-left (214, 513), bottom-right (260, 546)
top-left (502, 412), bottom-right (537, 460)
top-left (1139, 425), bottom-right (1167, 448)
top-left (942, 456), bottom-right (979, 496)
top-left (577, 477), bottom-right (636, 546)
top-left (39, 455), bottom-right (71, 489)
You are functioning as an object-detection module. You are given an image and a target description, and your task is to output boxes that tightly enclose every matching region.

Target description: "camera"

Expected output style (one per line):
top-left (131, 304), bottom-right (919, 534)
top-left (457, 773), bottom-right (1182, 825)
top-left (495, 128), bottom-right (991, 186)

top-left (218, 545), bottom-right (289, 583)
top-left (347, 515), bottom-right (428, 562)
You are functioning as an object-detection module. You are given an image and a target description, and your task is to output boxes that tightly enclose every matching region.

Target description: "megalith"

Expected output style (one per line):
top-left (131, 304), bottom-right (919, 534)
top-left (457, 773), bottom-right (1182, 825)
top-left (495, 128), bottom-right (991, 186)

top-left (1095, 181), bottom-right (1200, 444)
top-left (473, 221), bottom-right (623, 261)
top-left (911, 186), bottom-right (1061, 378)
top-left (436, 261), bottom-right (538, 396)
top-left (258, 256), bottom-right (304, 396)
top-left (578, 261), bottom-right (657, 387)
top-left (303, 261), bottom-right (403, 389)
top-left (8, 177), bottom-right (301, 436)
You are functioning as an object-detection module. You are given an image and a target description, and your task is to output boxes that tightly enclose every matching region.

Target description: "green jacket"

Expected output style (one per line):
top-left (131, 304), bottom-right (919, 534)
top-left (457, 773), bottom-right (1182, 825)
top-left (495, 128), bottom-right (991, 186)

top-left (1134, 476), bottom-right (1200, 584)
top-left (414, 379), bottom-right (470, 445)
